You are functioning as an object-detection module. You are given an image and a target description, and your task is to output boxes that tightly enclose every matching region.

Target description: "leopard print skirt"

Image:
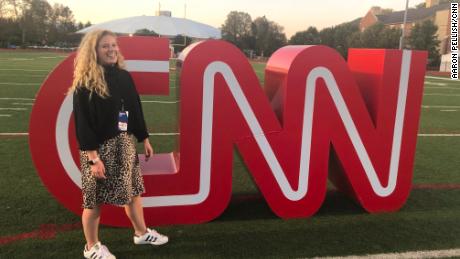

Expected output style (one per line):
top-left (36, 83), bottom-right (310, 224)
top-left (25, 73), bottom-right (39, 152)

top-left (79, 132), bottom-right (145, 209)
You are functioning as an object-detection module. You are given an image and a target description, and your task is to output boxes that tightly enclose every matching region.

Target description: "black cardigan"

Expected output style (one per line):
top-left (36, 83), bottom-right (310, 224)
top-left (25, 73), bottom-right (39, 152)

top-left (73, 65), bottom-right (149, 151)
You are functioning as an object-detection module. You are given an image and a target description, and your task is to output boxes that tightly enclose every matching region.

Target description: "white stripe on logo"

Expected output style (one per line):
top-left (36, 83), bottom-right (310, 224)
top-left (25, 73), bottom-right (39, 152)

top-left (125, 60), bottom-right (169, 73)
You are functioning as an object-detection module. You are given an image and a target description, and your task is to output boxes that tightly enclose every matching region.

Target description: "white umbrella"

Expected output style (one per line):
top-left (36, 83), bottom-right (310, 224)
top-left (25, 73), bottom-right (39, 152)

top-left (77, 15), bottom-right (221, 39)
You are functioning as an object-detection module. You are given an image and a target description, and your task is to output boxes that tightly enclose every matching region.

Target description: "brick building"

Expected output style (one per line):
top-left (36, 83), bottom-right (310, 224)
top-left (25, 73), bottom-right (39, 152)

top-left (360, 0), bottom-right (450, 54)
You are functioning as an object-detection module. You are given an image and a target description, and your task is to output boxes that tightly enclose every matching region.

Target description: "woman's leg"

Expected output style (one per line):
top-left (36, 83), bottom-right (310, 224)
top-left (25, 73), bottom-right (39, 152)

top-left (124, 196), bottom-right (147, 236)
top-left (82, 206), bottom-right (101, 249)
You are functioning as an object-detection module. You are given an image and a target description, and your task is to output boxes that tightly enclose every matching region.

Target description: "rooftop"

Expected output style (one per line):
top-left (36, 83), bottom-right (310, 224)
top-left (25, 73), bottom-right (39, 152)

top-left (375, 3), bottom-right (449, 24)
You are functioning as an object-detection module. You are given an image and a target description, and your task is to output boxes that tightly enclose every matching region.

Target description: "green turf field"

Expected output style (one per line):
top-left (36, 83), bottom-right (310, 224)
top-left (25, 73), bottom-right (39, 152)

top-left (0, 50), bottom-right (459, 258)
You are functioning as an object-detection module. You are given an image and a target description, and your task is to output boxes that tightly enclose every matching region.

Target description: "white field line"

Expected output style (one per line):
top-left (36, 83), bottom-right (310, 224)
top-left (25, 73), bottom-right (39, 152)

top-left (0, 69), bottom-right (48, 72)
top-left (426, 76), bottom-right (460, 82)
top-left (12, 103), bottom-right (34, 106)
top-left (424, 93), bottom-right (460, 96)
top-left (0, 133), bottom-right (458, 137)
top-left (418, 133), bottom-right (460, 136)
top-left (425, 86), bottom-right (460, 90)
top-left (2, 58), bottom-right (34, 61)
top-left (0, 114), bottom-right (12, 117)
top-left (141, 100), bottom-right (179, 104)
top-left (2, 99), bottom-right (458, 107)
top-left (0, 71), bottom-right (453, 76)
top-left (0, 82), bottom-right (40, 85)
top-left (149, 133), bottom-right (179, 136)
top-left (0, 132), bottom-right (180, 136)
top-left (422, 105), bottom-right (460, 108)
top-left (312, 248), bottom-right (460, 259)
top-left (1, 83), bottom-right (175, 88)
top-left (0, 108), bottom-right (26, 111)
top-left (0, 98), bottom-right (458, 111)
top-left (0, 74), bottom-right (45, 78)
top-left (38, 56), bottom-right (61, 59)
top-left (440, 109), bottom-right (458, 112)
top-left (0, 98), bottom-right (35, 101)
top-left (425, 81), bottom-right (447, 86)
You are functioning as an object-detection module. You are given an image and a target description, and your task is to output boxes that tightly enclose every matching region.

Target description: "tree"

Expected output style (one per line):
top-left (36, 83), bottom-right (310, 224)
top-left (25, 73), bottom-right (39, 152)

top-left (288, 26), bottom-right (320, 45)
top-left (0, 0), bottom-right (27, 44)
top-left (134, 29), bottom-right (159, 37)
top-left (76, 21), bottom-right (84, 30)
top-left (0, 17), bottom-right (21, 47)
top-left (325, 22), bottom-right (360, 57)
top-left (172, 35), bottom-right (193, 53)
top-left (415, 2), bottom-right (426, 8)
top-left (0, 0), bottom-right (9, 18)
top-left (221, 11), bottom-right (253, 50)
top-left (0, 0), bottom-right (87, 47)
top-left (47, 3), bottom-right (76, 45)
top-left (0, 0), bottom-right (23, 19)
top-left (81, 21), bottom-right (92, 29)
top-left (252, 16), bottom-right (286, 57)
top-left (314, 18), bottom-right (401, 59)
top-left (6, 0), bottom-right (53, 45)
top-left (408, 19), bottom-right (440, 66)
top-left (319, 27), bottom-right (335, 47)
top-left (0, 0), bottom-right (25, 46)
top-left (416, 0), bottom-right (449, 9)
top-left (355, 23), bottom-right (401, 49)
top-left (21, 0), bottom-right (52, 44)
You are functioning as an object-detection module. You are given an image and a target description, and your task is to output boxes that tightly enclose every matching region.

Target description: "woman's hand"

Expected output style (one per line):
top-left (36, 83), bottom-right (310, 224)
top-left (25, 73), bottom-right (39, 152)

top-left (90, 160), bottom-right (106, 179)
top-left (143, 138), bottom-right (154, 161)
top-left (87, 150), bottom-right (106, 179)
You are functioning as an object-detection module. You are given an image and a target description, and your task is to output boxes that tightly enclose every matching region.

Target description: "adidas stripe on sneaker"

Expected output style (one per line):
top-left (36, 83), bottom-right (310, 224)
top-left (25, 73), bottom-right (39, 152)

top-left (83, 241), bottom-right (116, 259)
top-left (134, 228), bottom-right (169, 246)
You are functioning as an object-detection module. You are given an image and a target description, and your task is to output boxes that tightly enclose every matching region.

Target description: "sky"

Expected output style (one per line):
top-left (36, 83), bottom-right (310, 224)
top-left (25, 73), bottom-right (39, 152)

top-left (48, 0), bottom-right (427, 38)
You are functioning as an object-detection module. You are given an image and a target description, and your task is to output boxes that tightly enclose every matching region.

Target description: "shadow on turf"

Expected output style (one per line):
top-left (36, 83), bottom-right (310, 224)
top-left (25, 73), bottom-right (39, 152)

top-left (216, 190), bottom-right (365, 222)
top-left (218, 188), bottom-right (460, 222)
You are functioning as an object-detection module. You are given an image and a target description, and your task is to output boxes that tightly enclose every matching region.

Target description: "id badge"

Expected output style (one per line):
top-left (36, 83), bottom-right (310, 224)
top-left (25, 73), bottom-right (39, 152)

top-left (118, 111), bottom-right (129, 131)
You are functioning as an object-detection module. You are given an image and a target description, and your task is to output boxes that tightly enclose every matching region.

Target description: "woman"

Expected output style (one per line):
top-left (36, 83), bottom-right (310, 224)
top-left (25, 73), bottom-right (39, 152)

top-left (70, 29), bottom-right (168, 259)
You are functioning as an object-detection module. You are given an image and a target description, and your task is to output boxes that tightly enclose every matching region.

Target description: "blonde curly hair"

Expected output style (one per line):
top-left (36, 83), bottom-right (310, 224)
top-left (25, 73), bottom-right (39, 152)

top-left (69, 30), bottom-right (125, 98)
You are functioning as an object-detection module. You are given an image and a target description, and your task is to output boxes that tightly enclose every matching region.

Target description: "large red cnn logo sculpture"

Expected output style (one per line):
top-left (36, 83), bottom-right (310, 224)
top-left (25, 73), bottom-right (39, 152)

top-left (29, 37), bottom-right (427, 226)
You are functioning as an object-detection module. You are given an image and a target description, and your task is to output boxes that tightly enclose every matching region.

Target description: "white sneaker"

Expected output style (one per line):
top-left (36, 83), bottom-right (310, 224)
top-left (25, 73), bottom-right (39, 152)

top-left (134, 228), bottom-right (169, 246)
top-left (83, 241), bottom-right (116, 259)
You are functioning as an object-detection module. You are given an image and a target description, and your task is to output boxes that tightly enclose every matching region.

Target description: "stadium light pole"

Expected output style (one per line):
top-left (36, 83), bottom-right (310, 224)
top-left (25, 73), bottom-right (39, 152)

top-left (399, 0), bottom-right (410, 49)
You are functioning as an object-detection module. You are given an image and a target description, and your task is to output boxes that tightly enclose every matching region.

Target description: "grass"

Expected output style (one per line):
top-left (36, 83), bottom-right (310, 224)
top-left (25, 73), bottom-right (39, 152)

top-left (413, 137), bottom-right (460, 183)
top-left (0, 50), bottom-right (459, 258)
